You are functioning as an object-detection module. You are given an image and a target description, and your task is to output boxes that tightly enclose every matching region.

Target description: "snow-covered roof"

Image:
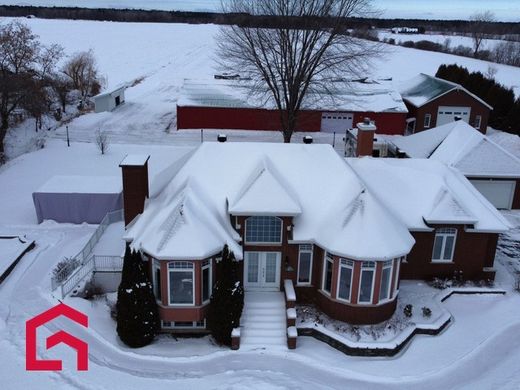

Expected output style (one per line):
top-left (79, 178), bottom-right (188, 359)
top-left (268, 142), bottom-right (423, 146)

top-left (349, 158), bottom-right (511, 232)
top-left (35, 175), bottom-right (122, 194)
top-left (125, 143), bottom-right (414, 261)
top-left (399, 74), bottom-right (492, 109)
top-left (391, 121), bottom-right (520, 178)
top-left (120, 154), bottom-right (150, 167)
top-left (93, 83), bottom-right (129, 99)
top-left (177, 78), bottom-right (408, 113)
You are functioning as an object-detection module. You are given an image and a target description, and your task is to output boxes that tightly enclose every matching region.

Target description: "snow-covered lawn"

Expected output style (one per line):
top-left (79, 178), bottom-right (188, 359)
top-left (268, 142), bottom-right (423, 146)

top-left (2, 17), bottom-right (520, 159)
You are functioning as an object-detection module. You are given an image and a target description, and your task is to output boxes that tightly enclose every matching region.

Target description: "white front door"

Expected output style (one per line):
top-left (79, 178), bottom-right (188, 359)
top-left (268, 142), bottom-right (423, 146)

top-left (321, 112), bottom-right (354, 133)
top-left (437, 106), bottom-right (471, 126)
top-left (244, 252), bottom-right (281, 291)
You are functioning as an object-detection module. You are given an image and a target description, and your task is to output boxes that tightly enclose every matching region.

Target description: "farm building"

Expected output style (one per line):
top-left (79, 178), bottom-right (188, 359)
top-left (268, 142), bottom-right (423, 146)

top-left (390, 121), bottom-right (520, 210)
top-left (120, 120), bottom-right (508, 341)
top-left (93, 84), bottom-right (127, 113)
top-left (399, 74), bottom-right (492, 134)
top-left (177, 78), bottom-right (409, 135)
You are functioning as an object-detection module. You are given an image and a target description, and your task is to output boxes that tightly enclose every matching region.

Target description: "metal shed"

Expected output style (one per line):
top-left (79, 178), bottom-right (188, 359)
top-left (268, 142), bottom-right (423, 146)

top-left (93, 84), bottom-right (127, 113)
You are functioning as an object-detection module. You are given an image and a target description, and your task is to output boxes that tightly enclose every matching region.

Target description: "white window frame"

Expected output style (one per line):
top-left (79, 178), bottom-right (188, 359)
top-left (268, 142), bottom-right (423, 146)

top-left (201, 259), bottom-right (212, 304)
top-left (475, 115), bottom-right (482, 130)
top-left (431, 228), bottom-right (458, 263)
top-left (167, 261), bottom-right (195, 307)
top-left (424, 113), bottom-right (432, 128)
top-left (297, 244), bottom-right (313, 286)
top-left (358, 261), bottom-right (376, 305)
top-left (244, 216), bottom-right (283, 245)
top-left (322, 252), bottom-right (334, 296)
top-left (152, 259), bottom-right (162, 303)
top-left (336, 259), bottom-right (354, 303)
top-left (378, 260), bottom-right (394, 303)
top-left (393, 258), bottom-right (401, 294)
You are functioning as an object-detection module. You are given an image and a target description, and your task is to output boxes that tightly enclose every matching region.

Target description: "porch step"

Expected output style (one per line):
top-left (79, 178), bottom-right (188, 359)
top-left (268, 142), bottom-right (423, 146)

top-left (240, 292), bottom-right (287, 348)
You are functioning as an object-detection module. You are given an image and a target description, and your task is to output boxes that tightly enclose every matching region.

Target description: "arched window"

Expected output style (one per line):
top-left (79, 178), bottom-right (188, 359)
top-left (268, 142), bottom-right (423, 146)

top-left (245, 216), bottom-right (282, 244)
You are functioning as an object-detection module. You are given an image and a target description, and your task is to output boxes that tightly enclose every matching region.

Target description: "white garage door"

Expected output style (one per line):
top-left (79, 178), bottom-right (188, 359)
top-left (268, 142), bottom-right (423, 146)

top-left (321, 112), bottom-right (353, 133)
top-left (437, 106), bottom-right (471, 127)
top-left (470, 180), bottom-right (516, 210)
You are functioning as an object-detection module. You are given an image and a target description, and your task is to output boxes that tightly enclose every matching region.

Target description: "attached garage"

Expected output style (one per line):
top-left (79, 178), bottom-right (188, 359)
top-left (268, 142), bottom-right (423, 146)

top-left (470, 180), bottom-right (516, 209)
top-left (436, 106), bottom-right (471, 126)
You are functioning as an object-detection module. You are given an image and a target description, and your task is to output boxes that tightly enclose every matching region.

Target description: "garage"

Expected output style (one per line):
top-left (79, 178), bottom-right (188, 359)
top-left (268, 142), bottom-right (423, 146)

top-left (320, 112), bottom-right (353, 133)
top-left (437, 106), bottom-right (471, 127)
top-left (470, 180), bottom-right (516, 210)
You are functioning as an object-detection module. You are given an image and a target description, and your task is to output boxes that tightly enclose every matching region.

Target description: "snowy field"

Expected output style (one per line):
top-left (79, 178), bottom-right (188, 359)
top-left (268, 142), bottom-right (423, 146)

top-left (2, 17), bottom-right (520, 160)
top-left (378, 30), bottom-right (505, 52)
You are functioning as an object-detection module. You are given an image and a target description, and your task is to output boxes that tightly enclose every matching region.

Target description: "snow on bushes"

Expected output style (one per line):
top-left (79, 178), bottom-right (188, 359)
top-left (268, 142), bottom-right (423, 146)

top-left (116, 245), bottom-right (160, 348)
top-left (206, 245), bottom-right (244, 347)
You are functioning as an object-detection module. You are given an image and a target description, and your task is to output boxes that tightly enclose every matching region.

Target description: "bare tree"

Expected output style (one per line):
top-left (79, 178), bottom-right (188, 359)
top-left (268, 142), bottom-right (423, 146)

top-left (50, 73), bottom-right (73, 113)
top-left (0, 21), bottom-right (62, 160)
top-left (95, 128), bottom-right (109, 155)
top-left (217, 0), bottom-right (380, 143)
top-left (470, 11), bottom-right (494, 57)
top-left (62, 50), bottom-right (101, 108)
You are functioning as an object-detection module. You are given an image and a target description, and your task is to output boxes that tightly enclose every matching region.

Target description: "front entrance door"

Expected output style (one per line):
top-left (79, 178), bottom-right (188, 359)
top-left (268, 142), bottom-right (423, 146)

top-left (244, 252), bottom-right (281, 291)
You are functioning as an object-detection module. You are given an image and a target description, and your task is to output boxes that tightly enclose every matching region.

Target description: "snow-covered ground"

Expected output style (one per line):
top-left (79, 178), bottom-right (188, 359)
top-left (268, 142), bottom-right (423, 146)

top-left (2, 17), bottom-right (519, 159)
top-left (378, 30), bottom-right (504, 52)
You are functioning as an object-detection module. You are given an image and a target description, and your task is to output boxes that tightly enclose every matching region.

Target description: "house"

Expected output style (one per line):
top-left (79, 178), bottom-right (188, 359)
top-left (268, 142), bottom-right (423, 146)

top-left (399, 74), bottom-right (492, 134)
top-left (177, 78), bottom-right (409, 135)
top-left (390, 121), bottom-right (520, 210)
top-left (119, 121), bottom-right (509, 335)
top-left (93, 84), bottom-right (127, 113)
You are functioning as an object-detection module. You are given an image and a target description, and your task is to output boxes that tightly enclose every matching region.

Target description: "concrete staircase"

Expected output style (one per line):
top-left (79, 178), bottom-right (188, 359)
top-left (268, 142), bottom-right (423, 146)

top-left (240, 292), bottom-right (287, 348)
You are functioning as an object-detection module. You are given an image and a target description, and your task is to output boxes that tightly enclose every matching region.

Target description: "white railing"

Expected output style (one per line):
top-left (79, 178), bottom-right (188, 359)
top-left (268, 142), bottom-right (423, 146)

top-left (51, 209), bottom-right (124, 294)
top-left (58, 255), bottom-right (123, 298)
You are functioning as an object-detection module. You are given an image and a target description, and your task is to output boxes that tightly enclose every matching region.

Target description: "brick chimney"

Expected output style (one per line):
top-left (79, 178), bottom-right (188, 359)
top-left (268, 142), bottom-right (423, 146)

top-left (356, 118), bottom-right (376, 157)
top-left (120, 155), bottom-right (150, 226)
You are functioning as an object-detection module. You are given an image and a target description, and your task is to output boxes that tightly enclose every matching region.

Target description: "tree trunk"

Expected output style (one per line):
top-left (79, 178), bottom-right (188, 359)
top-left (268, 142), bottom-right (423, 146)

top-left (282, 130), bottom-right (292, 143)
top-left (0, 118), bottom-right (8, 162)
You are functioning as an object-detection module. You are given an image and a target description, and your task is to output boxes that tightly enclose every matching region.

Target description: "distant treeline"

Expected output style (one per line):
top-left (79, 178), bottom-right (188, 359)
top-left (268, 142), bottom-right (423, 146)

top-left (0, 5), bottom-right (519, 36)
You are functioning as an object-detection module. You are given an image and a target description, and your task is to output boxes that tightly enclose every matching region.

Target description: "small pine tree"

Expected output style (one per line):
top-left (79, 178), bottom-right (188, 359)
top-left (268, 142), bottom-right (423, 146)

top-left (207, 245), bottom-right (244, 346)
top-left (116, 247), bottom-right (160, 348)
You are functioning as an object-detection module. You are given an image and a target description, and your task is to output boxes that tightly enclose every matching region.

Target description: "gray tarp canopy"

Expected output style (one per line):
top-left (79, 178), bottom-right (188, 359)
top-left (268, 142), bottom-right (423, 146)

top-left (32, 176), bottom-right (122, 224)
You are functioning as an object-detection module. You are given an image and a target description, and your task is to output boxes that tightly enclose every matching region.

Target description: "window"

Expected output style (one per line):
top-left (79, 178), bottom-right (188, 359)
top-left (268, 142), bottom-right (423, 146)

top-left (297, 244), bottom-right (313, 285)
top-left (379, 260), bottom-right (393, 301)
top-left (394, 258), bottom-right (401, 292)
top-left (337, 259), bottom-right (354, 302)
top-left (432, 228), bottom-right (457, 262)
top-left (475, 115), bottom-right (482, 129)
top-left (162, 320), bottom-right (206, 329)
top-left (245, 216), bottom-right (282, 244)
top-left (153, 260), bottom-right (162, 302)
top-left (201, 259), bottom-right (212, 303)
top-left (168, 262), bottom-right (194, 305)
top-left (322, 252), bottom-right (334, 295)
top-left (424, 114), bottom-right (431, 128)
top-left (358, 261), bottom-right (375, 304)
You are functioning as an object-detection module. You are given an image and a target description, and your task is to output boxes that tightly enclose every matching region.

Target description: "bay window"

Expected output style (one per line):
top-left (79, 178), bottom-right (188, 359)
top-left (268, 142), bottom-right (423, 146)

top-left (432, 228), bottom-right (457, 262)
top-left (337, 259), bottom-right (354, 302)
top-left (168, 261), bottom-right (194, 305)
top-left (358, 261), bottom-right (376, 304)
top-left (297, 244), bottom-right (313, 285)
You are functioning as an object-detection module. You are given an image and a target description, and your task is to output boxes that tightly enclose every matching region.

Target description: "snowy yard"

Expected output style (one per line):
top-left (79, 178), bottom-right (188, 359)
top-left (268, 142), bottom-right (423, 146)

top-left (2, 17), bottom-right (520, 159)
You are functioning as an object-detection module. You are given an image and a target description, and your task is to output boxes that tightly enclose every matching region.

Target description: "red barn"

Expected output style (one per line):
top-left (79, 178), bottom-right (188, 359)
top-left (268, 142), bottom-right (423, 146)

top-left (177, 78), bottom-right (409, 135)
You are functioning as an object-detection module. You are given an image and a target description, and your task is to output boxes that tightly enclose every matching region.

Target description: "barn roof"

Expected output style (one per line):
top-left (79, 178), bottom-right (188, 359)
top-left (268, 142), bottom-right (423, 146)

top-left (399, 73), bottom-right (493, 110)
top-left (391, 121), bottom-right (520, 178)
top-left (177, 78), bottom-right (408, 113)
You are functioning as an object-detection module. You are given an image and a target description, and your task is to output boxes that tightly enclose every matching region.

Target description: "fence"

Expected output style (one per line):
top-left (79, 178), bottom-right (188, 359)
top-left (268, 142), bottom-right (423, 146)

top-left (51, 209), bottom-right (124, 296)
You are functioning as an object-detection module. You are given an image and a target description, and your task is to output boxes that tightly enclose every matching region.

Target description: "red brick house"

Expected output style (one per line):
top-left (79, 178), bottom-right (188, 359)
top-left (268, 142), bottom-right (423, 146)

top-left (399, 74), bottom-right (492, 134)
top-left (391, 121), bottom-right (520, 210)
top-left (120, 125), bottom-right (509, 334)
top-left (176, 78), bottom-right (409, 135)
